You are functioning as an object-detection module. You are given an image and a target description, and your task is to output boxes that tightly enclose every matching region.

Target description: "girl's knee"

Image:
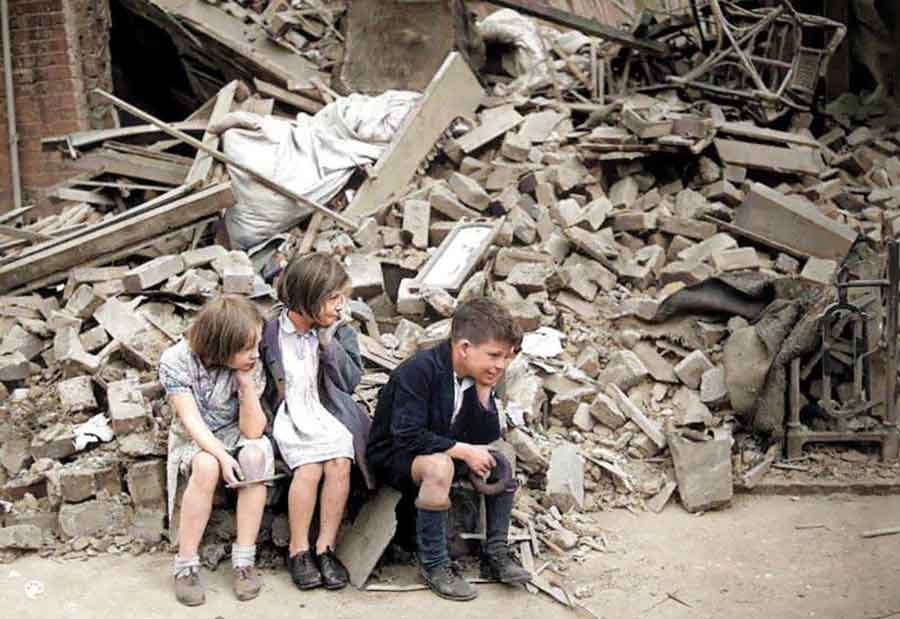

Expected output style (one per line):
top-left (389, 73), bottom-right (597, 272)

top-left (294, 463), bottom-right (323, 484)
top-left (190, 452), bottom-right (220, 489)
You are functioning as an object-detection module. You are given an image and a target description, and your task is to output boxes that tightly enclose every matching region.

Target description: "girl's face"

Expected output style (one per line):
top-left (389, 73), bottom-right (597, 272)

top-left (314, 289), bottom-right (347, 327)
top-left (227, 329), bottom-right (261, 372)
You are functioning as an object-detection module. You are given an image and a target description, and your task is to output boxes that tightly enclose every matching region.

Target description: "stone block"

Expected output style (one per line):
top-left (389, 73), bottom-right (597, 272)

top-left (0, 524), bottom-right (42, 550)
top-left (658, 216), bottom-right (716, 241)
top-left (123, 255), bottom-right (185, 293)
top-left (0, 438), bottom-right (32, 476)
top-left (700, 367), bottom-right (728, 405)
top-left (607, 384), bottom-right (666, 449)
top-left (182, 245), bottom-right (228, 269)
top-left (613, 210), bottom-right (657, 233)
top-left (589, 392), bottom-right (627, 430)
top-left (402, 200), bottom-right (430, 249)
top-left (0, 352), bottom-right (31, 381)
top-left (501, 132), bottom-right (531, 162)
top-left (678, 233), bottom-right (738, 264)
top-left (572, 403), bottom-right (595, 432)
top-left (30, 423), bottom-right (77, 460)
top-left (800, 257), bottom-right (838, 286)
top-left (550, 387), bottom-right (596, 425)
top-left (546, 444), bottom-right (584, 512)
top-left (335, 486), bottom-right (402, 588)
top-left (346, 255), bottom-right (384, 299)
top-left (0, 325), bottom-right (45, 361)
top-left (130, 508), bottom-right (167, 544)
top-left (596, 350), bottom-right (648, 391)
top-left (671, 387), bottom-right (713, 426)
top-left (674, 351), bottom-right (714, 389)
top-left (429, 182), bottom-right (480, 220)
top-left (712, 247), bottom-right (759, 272)
top-left (56, 376), bottom-right (97, 413)
top-left (609, 177), bottom-right (638, 207)
top-left (505, 427), bottom-right (546, 471)
top-left (64, 284), bottom-right (103, 319)
top-left (56, 464), bottom-right (121, 503)
top-left (58, 499), bottom-right (134, 539)
top-left (774, 253), bottom-right (800, 275)
top-left (396, 279), bottom-right (426, 315)
top-left (669, 432), bottom-right (733, 513)
top-left (126, 460), bottom-right (166, 508)
top-left (448, 172), bottom-right (490, 210)
top-left (107, 380), bottom-right (151, 435)
top-left (723, 327), bottom-right (771, 415)
top-left (506, 262), bottom-right (551, 294)
top-left (633, 341), bottom-right (677, 383)
top-left (550, 199), bottom-right (583, 228)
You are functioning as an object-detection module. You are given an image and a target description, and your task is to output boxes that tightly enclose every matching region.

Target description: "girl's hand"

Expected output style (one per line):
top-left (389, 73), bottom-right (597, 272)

top-left (217, 453), bottom-right (245, 486)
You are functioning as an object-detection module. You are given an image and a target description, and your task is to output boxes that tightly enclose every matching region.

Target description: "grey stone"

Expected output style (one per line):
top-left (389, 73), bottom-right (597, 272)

top-left (58, 499), bottom-right (134, 538)
top-left (546, 444), bottom-right (584, 512)
top-left (57, 376), bottom-right (97, 413)
top-left (0, 524), bottom-right (42, 549)
top-left (107, 380), bottom-right (151, 435)
top-left (589, 392), bottom-right (627, 429)
top-left (669, 432), bottom-right (733, 513)
top-left (674, 351), bottom-right (713, 389)
top-left (596, 350), bottom-right (648, 391)
top-left (723, 327), bottom-right (771, 414)
top-left (700, 367), bottom-right (729, 405)
top-left (335, 486), bottom-right (402, 588)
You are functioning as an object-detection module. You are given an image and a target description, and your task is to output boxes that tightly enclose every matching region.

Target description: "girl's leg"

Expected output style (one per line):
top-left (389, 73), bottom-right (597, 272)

top-left (178, 452), bottom-right (220, 559)
top-left (234, 446), bottom-right (268, 546)
top-left (316, 458), bottom-right (351, 553)
top-left (287, 463), bottom-right (324, 556)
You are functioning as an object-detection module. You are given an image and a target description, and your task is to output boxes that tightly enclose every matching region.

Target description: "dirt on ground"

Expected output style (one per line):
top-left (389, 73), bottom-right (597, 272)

top-left (2, 494), bottom-right (898, 619)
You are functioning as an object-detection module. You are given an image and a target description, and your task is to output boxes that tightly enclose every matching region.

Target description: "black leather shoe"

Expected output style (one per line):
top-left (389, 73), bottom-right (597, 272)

top-left (288, 550), bottom-right (322, 590)
top-left (317, 547), bottom-right (349, 590)
top-left (480, 547), bottom-right (532, 584)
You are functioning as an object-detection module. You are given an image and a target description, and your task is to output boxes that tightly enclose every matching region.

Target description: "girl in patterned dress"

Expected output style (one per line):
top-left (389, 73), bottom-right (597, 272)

top-left (158, 295), bottom-right (275, 606)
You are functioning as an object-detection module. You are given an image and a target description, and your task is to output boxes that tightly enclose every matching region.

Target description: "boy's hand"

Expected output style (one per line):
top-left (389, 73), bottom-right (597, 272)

top-left (464, 445), bottom-right (496, 479)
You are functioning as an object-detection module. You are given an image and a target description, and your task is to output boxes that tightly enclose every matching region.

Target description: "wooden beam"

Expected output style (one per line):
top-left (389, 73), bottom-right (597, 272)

top-left (253, 78), bottom-right (323, 114)
top-left (41, 120), bottom-right (208, 152)
top-left (0, 183), bottom-right (234, 294)
top-left (343, 52), bottom-right (483, 221)
top-left (0, 224), bottom-right (51, 243)
top-left (186, 80), bottom-right (238, 186)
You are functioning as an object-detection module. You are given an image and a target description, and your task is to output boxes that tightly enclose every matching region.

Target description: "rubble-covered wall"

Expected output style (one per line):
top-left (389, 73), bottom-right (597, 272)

top-left (0, 0), bottom-right (113, 208)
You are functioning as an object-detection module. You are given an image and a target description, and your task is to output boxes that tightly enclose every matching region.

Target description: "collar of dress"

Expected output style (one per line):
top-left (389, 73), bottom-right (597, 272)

top-left (279, 310), bottom-right (318, 341)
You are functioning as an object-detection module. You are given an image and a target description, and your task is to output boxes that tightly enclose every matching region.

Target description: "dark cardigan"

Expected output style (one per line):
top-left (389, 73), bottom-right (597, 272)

top-left (260, 316), bottom-right (374, 490)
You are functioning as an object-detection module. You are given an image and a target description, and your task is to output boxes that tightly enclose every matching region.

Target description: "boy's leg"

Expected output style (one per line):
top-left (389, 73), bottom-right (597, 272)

top-left (316, 457), bottom-right (352, 589)
top-left (175, 451), bottom-right (220, 607)
top-left (410, 453), bottom-right (477, 602)
top-left (286, 463), bottom-right (324, 589)
top-left (481, 489), bottom-right (531, 584)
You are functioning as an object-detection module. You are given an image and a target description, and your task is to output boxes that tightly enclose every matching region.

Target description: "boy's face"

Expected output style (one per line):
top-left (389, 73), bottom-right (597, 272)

top-left (458, 338), bottom-right (517, 388)
top-left (314, 290), bottom-right (347, 327)
top-left (227, 329), bottom-right (261, 372)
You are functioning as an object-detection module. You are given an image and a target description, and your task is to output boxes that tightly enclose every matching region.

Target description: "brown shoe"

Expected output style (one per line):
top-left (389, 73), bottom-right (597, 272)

top-left (174, 567), bottom-right (205, 606)
top-left (233, 565), bottom-right (262, 601)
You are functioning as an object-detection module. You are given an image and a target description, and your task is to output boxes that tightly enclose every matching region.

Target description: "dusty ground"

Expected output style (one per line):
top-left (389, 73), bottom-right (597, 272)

top-left (2, 494), bottom-right (899, 619)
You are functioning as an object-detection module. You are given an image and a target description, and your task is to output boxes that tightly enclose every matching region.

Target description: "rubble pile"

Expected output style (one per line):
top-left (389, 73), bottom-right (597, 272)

top-left (1, 0), bottom-right (899, 598)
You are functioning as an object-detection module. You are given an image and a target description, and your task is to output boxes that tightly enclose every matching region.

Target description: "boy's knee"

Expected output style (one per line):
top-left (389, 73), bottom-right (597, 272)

top-left (415, 454), bottom-right (454, 488)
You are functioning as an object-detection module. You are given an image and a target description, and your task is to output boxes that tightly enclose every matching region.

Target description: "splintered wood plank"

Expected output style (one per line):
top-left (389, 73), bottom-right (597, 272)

top-left (253, 78), bottom-right (323, 114)
top-left (717, 121), bottom-right (820, 148)
top-left (714, 139), bottom-right (823, 176)
top-left (0, 183), bottom-right (234, 294)
top-left (71, 150), bottom-right (189, 186)
top-left (343, 52), bottom-right (483, 221)
top-left (48, 187), bottom-right (115, 206)
top-left (41, 120), bottom-right (208, 151)
top-left (186, 80), bottom-right (239, 186)
top-left (452, 105), bottom-right (523, 154)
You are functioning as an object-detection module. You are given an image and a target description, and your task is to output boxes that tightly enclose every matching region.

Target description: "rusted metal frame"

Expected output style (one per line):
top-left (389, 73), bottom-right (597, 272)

top-left (709, 0), bottom-right (771, 93)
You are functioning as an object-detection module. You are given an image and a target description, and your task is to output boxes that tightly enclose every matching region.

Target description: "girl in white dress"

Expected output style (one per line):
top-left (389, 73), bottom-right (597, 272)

top-left (265, 253), bottom-right (361, 590)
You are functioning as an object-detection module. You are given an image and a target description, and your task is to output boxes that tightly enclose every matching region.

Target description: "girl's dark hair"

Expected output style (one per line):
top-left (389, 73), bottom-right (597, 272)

top-left (276, 253), bottom-right (350, 320)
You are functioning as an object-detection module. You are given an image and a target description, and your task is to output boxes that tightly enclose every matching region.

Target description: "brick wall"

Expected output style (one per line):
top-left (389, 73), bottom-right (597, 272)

top-left (0, 0), bottom-right (113, 210)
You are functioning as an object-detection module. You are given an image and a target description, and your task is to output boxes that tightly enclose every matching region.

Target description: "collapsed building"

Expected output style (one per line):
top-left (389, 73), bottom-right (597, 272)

top-left (0, 0), bottom-right (899, 606)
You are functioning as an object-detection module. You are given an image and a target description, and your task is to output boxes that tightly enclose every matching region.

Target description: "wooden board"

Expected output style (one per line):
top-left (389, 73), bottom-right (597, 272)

top-left (0, 183), bottom-right (234, 294)
top-left (71, 150), bottom-right (189, 186)
top-left (717, 122), bottom-right (820, 148)
top-left (253, 78), bottom-right (323, 114)
top-left (41, 120), bottom-right (208, 151)
top-left (186, 80), bottom-right (239, 185)
top-left (452, 104), bottom-right (524, 154)
top-left (343, 52), bottom-right (483, 221)
top-left (714, 139), bottom-right (823, 176)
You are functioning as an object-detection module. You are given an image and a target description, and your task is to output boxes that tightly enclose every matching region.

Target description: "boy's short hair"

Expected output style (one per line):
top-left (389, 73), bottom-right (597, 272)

top-left (451, 297), bottom-right (523, 349)
top-left (186, 295), bottom-right (263, 367)
top-left (277, 253), bottom-right (350, 320)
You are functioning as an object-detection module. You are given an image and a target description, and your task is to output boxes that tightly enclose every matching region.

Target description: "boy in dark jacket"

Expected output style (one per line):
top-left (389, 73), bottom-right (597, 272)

top-left (367, 297), bottom-right (531, 601)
